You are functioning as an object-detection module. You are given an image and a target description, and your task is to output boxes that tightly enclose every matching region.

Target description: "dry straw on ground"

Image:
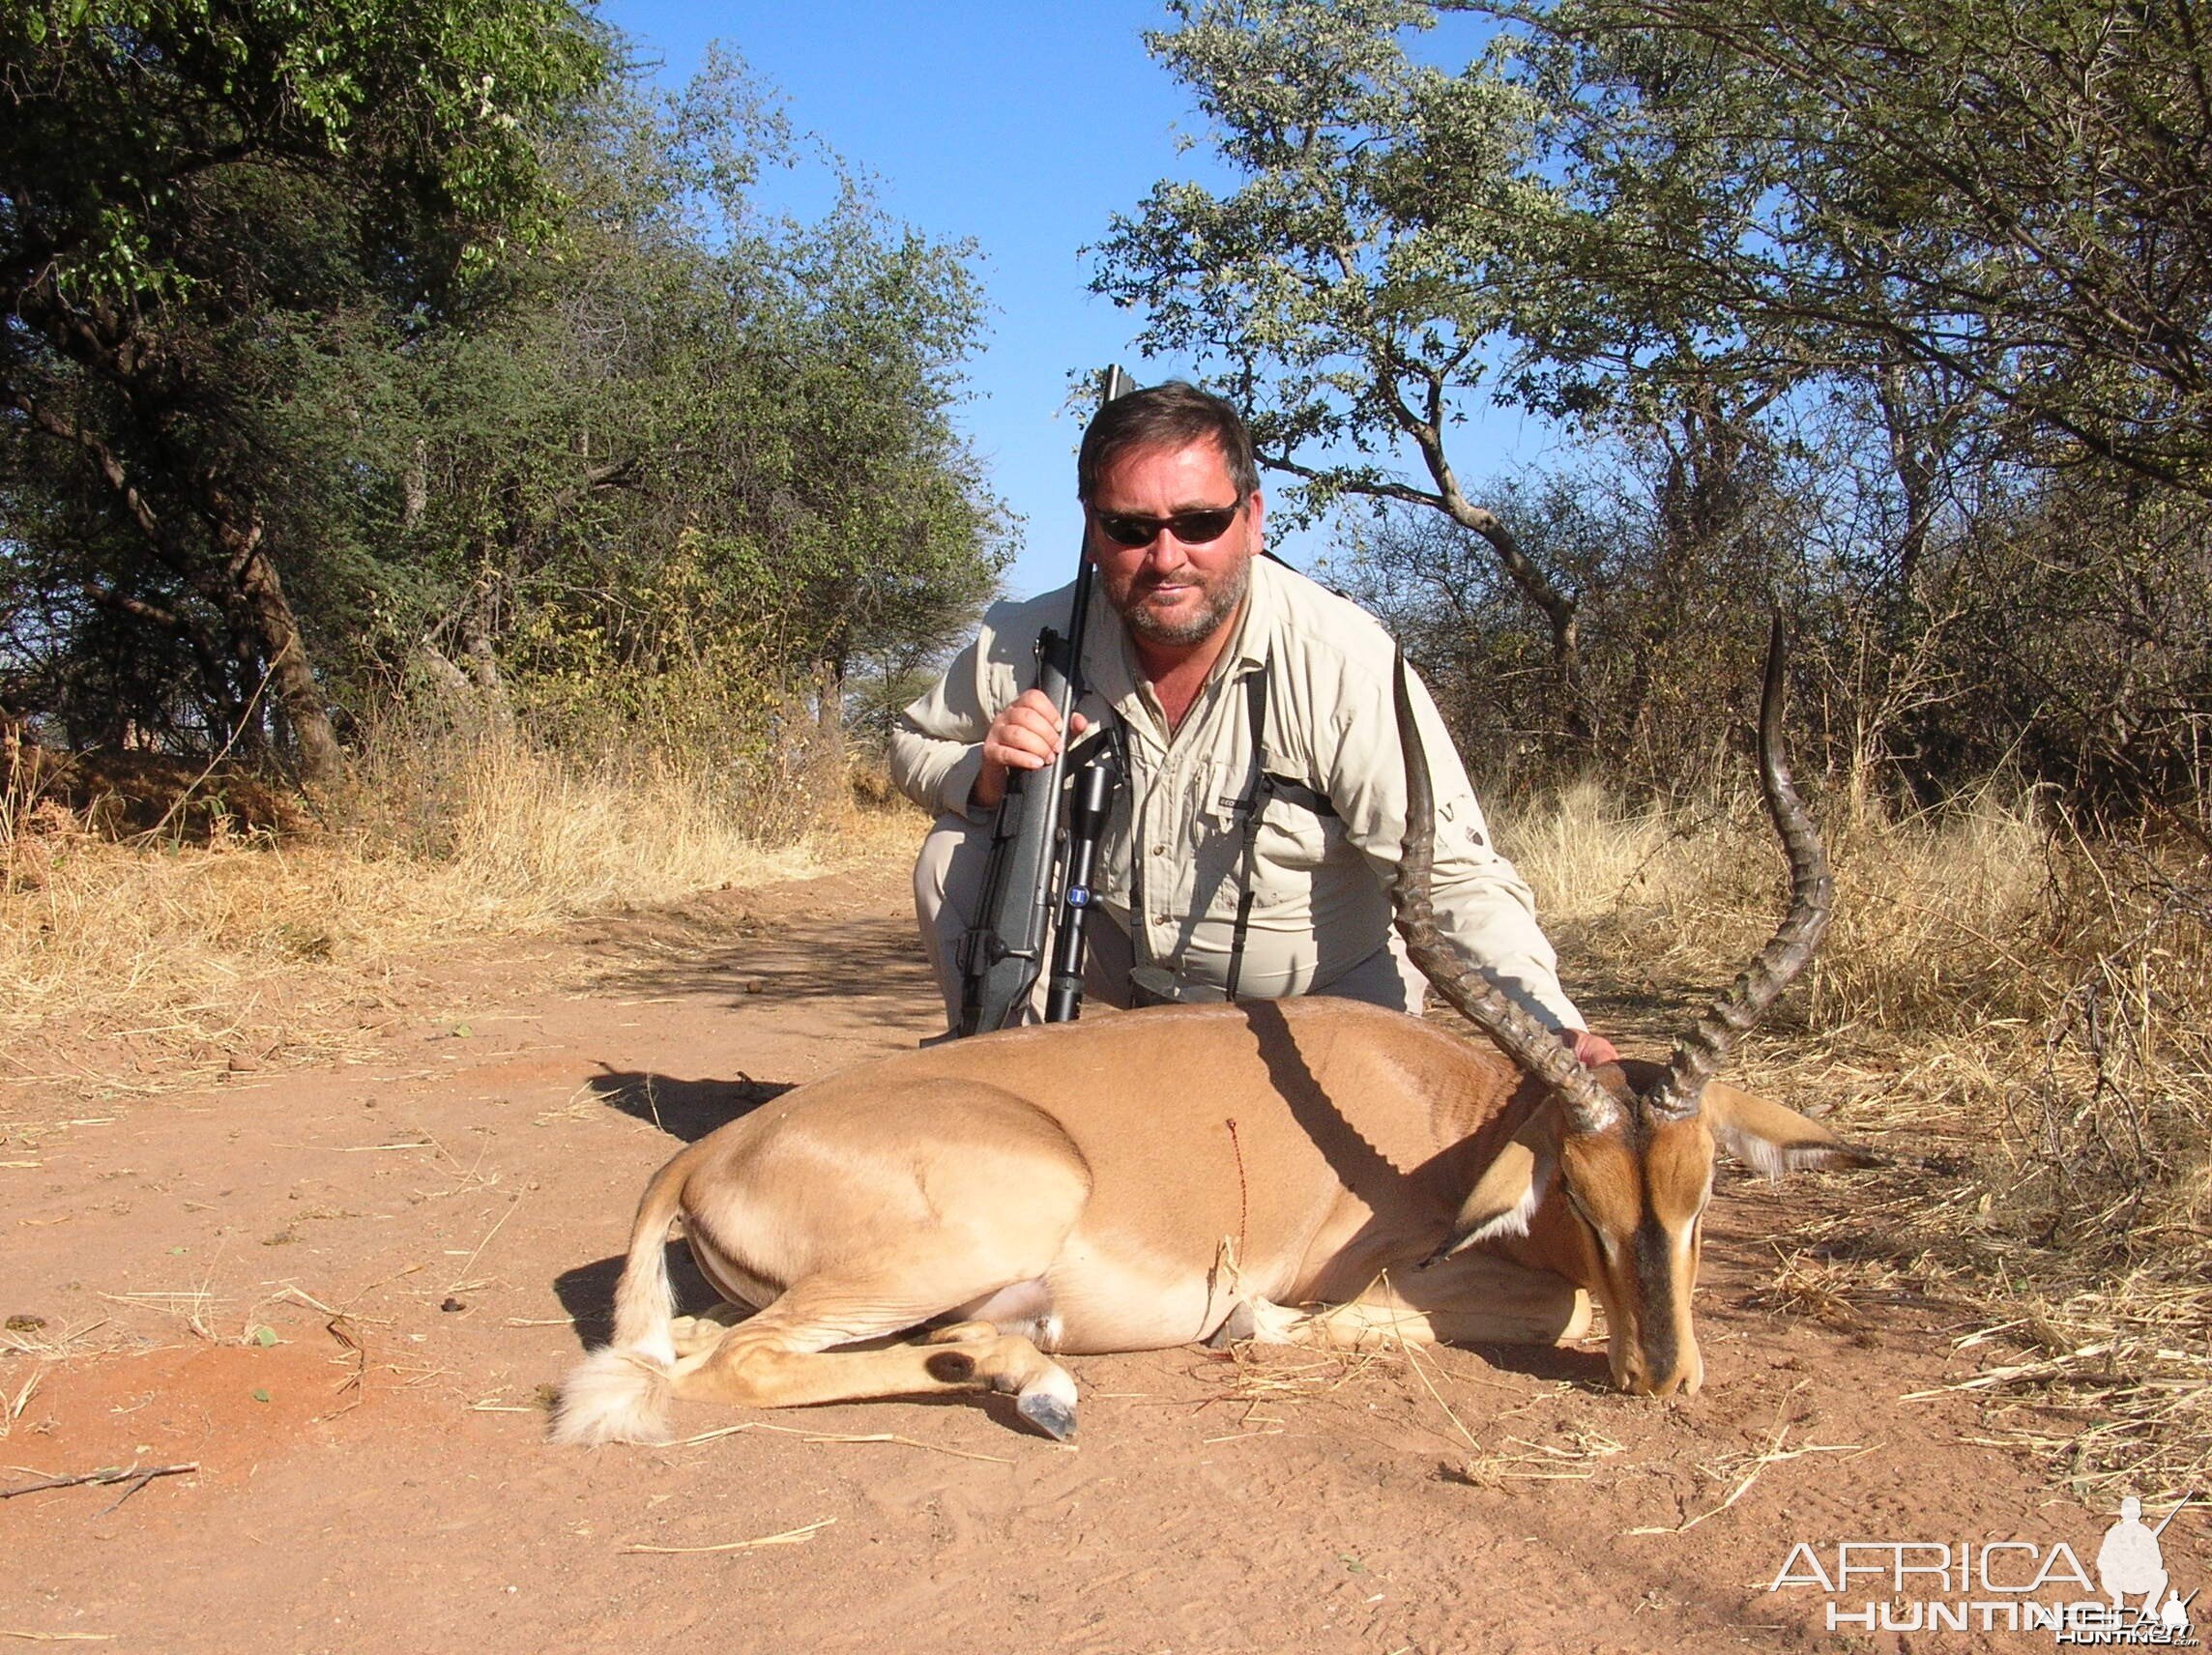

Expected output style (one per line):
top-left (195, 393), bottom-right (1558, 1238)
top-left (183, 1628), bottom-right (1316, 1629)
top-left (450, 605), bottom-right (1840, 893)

top-left (5, 725), bottom-right (2205, 1494)
top-left (0, 725), bottom-right (909, 1096)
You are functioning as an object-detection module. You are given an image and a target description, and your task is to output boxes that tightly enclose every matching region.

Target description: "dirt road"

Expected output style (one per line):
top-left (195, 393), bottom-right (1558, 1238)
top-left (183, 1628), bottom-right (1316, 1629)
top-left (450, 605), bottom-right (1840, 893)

top-left (5, 861), bottom-right (2202, 1652)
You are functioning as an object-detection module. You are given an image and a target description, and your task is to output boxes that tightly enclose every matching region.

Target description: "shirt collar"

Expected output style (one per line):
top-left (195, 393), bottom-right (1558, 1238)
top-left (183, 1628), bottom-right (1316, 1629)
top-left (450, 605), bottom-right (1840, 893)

top-left (1223, 552), bottom-right (1279, 677)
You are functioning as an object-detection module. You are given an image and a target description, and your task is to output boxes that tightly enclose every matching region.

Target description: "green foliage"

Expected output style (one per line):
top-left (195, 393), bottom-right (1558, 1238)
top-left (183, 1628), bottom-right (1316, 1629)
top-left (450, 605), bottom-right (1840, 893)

top-left (1492, 0), bottom-right (2212, 494)
top-left (2, 0), bottom-right (604, 300)
top-left (3, 17), bottom-right (1004, 801)
top-left (371, 57), bottom-right (1005, 735)
top-left (1, 0), bottom-right (615, 780)
top-left (1093, 0), bottom-right (1563, 527)
top-left (1, 0), bottom-right (604, 329)
top-left (1102, 0), bottom-right (2211, 813)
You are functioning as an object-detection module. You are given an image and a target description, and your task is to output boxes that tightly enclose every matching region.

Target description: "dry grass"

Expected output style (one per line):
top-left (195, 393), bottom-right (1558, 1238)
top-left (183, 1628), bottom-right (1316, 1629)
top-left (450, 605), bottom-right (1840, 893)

top-left (1457, 1422), bottom-right (1626, 1487)
top-left (7, 712), bottom-right (2204, 1493)
top-left (1503, 778), bottom-right (2212, 1498)
top-left (1506, 776), bottom-right (2053, 1034)
top-left (0, 726), bottom-right (915, 1097)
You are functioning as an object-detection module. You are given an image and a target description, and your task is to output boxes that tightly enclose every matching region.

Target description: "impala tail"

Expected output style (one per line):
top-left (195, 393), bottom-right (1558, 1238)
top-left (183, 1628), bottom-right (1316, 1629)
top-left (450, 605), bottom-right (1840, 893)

top-left (548, 1154), bottom-right (690, 1446)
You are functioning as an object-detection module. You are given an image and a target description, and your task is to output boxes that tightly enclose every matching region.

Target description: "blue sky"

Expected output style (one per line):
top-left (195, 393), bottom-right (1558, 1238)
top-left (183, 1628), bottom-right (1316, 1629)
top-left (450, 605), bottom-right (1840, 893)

top-left (597, 2), bottom-right (1560, 598)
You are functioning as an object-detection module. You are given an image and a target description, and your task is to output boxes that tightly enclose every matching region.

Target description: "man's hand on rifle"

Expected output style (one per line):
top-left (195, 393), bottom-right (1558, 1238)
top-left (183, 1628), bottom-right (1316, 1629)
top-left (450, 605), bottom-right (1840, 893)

top-left (973, 689), bottom-right (1091, 810)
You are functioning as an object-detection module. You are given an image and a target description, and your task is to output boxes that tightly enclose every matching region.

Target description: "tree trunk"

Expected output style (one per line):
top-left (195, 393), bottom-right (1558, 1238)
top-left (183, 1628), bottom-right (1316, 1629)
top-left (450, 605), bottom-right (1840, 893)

top-left (226, 530), bottom-right (345, 790)
top-left (1875, 356), bottom-right (1937, 598)
top-left (1445, 501), bottom-right (1589, 746)
top-left (812, 656), bottom-right (848, 761)
top-left (459, 592), bottom-right (513, 730)
top-left (1393, 389), bottom-right (1589, 745)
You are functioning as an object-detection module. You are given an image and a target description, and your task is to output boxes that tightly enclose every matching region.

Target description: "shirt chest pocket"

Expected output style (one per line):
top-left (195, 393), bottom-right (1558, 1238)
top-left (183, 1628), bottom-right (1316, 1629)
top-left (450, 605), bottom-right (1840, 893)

top-left (1199, 760), bottom-right (1340, 914)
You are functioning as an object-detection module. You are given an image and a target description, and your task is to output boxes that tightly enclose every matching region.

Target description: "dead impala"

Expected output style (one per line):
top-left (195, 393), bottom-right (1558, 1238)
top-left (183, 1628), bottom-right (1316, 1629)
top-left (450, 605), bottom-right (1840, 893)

top-left (553, 625), bottom-right (1873, 1445)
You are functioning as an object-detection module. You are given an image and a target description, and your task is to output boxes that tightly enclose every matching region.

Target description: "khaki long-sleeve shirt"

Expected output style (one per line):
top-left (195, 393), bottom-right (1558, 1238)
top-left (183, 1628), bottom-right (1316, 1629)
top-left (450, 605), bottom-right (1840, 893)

top-left (889, 556), bottom-right (1585, 1031)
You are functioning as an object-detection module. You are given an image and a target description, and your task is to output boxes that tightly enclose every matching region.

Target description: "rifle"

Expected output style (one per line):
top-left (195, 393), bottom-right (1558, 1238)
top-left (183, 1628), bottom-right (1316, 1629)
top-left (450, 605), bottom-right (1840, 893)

top-left (955, 365), bottom-right (1134, 1036)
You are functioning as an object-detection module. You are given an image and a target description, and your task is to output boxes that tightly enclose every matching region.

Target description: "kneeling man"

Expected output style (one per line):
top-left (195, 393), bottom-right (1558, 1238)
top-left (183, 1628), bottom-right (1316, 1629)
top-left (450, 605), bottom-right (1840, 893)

top-left (889, 381), bottom-right (1612, 1065)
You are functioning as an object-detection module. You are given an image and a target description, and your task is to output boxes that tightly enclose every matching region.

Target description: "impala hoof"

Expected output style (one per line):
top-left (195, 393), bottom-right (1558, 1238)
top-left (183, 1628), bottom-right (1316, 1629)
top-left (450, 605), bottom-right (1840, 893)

top-left (1017, 1390), bottom-right (1078, 1442)
top-left (1205, 1302), bottom-right (1257, 1349)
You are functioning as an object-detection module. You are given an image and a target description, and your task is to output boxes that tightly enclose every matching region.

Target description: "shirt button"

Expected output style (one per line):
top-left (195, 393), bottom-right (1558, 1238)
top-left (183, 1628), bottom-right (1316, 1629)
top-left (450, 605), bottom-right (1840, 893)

top-left (1150, 844), bottom-right (1167, 856)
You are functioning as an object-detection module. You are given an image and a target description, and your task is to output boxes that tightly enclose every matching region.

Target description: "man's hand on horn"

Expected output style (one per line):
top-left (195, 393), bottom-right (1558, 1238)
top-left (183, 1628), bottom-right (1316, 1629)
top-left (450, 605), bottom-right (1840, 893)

top-left (1572, 1030), bottom-right (1620, 1067)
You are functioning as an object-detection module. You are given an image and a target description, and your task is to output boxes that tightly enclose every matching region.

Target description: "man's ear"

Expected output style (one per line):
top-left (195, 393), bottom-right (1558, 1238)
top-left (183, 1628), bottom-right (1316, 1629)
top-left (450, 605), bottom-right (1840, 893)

top-left (1441, 1111), bottom-right (1558, 1253)
top-left (1703, 1083), bottom-right (1879, 1177)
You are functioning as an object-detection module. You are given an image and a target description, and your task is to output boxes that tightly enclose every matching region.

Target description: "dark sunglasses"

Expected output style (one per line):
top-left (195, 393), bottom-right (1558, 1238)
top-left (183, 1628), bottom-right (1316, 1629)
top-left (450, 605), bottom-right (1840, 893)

top-left (1091, 499), bottom-right (1243, 549)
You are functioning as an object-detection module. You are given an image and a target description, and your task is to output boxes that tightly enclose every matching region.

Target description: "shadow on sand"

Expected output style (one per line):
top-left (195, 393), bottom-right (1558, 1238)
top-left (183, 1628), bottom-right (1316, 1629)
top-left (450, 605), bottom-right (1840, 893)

top-left (584, 1066), bottom-right (795, 1144)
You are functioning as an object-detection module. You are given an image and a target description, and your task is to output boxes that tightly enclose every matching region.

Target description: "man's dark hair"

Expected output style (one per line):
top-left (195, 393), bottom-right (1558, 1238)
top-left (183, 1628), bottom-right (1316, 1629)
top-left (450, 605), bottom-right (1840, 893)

top-left (1077, 380), bottom-right (1261, 502)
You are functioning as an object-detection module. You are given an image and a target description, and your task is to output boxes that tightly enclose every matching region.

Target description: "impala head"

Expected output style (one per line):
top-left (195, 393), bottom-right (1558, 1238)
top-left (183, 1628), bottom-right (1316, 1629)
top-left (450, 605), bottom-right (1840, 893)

top-left (1393, 621), bottom-right (1876, 1398)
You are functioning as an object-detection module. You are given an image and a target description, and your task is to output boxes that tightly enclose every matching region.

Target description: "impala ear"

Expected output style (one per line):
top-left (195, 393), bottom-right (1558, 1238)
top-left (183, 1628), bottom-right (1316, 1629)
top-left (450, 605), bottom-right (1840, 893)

top-left (1438, 1117), bottom-right (1558, 1254)
top-left (1703, 1083), bottom-right (1879, 1178)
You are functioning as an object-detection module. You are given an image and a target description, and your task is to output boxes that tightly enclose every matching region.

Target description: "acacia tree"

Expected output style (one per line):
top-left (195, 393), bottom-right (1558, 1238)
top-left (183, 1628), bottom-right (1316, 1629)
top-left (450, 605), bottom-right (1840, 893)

top-left (1482, 0), bottom-right (2212, 498)
top-left (1471, 0), bottom-right (2212, 804)
top-left (0, 0), bottom-right (609, 783)
top-left (1101, 0), bottom-right (2212, 801)
top-left (374, 59), bottom-right (1004, 747)
top-left (1092, 3), bottom-right (1551, 600)
top-left (1091, 0), bottom-right (1802, 743)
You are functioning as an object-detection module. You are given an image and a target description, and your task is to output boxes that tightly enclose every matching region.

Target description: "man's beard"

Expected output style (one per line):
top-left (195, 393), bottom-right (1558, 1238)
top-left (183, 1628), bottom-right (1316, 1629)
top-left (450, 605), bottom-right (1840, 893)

top-left (1110, 553), bottom-right (1251, 647)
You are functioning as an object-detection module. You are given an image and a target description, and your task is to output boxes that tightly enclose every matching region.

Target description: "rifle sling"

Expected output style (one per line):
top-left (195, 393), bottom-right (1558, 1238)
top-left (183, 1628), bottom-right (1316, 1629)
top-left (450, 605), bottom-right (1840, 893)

top-left (1124, 654), bottom-right (1336, 1006)
top-left (1223, 662), bottom-right (1335, 1002)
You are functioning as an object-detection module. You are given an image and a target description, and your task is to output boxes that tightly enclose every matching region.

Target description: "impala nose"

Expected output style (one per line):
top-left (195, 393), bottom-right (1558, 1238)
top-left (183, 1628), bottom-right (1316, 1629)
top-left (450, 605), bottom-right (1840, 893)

top-left (1614, 1340), bottom-right (1703, 1398)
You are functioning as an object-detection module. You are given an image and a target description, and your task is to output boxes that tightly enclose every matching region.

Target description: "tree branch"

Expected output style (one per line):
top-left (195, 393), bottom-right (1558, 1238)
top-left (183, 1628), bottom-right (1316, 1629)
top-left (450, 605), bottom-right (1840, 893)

top-left (9, 390), bottom-right (168, 553)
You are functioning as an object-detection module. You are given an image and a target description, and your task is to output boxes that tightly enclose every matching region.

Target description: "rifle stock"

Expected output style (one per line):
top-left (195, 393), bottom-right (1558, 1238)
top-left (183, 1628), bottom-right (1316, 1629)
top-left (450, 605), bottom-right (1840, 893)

top-left (955, 365), bottom-right (1133, 1036)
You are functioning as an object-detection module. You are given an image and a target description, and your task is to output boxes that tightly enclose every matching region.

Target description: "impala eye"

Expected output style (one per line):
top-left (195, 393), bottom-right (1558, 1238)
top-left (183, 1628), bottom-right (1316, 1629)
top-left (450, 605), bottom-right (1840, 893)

top-left (1562, 1189), bottom-right (1615, 1257)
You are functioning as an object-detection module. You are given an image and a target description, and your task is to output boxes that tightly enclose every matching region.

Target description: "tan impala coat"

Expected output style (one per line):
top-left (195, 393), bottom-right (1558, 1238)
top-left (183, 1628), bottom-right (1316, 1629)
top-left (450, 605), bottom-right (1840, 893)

top-left (668, 998), bottom-right (1547, 1353)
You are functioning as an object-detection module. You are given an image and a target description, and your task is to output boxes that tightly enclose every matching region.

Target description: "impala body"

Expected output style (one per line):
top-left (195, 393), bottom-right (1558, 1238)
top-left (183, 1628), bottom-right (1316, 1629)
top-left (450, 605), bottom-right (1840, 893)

top-left (554, 628), bottom-right (1873, 1446)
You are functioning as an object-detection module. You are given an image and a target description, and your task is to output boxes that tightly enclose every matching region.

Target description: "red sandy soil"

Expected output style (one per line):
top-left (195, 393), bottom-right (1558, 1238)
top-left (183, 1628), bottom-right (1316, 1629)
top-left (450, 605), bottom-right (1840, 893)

top-left (3, 860), bottom-right (2203, 1653)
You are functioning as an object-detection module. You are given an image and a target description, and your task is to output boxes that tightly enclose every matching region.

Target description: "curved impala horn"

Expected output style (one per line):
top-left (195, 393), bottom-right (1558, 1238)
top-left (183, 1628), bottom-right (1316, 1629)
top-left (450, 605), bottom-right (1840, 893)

top-left (1644, 617), bottom-right (1833, 1120)
top-left (1389, 654), bottom-right (1623, 1135)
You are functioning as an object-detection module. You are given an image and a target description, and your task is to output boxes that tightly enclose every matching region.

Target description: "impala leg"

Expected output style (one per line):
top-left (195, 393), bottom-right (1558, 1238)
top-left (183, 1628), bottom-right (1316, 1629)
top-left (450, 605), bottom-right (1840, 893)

top-left (922, 1320), bottom-right (1001, 1345)
top-left (669, 1278), bottom-right (1082, 1441)
top-left (668, 1300), bottom-right (753, 1357)
top-left (1246, 1253), bottom-right (1589, 1352)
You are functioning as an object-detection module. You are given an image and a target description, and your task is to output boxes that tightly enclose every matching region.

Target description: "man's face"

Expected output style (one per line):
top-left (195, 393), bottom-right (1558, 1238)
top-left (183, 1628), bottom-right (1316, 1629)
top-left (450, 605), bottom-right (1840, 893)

top-left (1085, 438), bottom-right (1263, 651)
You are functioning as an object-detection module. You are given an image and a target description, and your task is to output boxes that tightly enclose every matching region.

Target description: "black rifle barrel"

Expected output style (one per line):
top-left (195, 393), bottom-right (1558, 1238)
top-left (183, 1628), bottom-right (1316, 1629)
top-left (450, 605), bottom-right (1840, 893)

top-left (1043, 728), bottom-right (1124, 1022)
top-left (955, 365), bottom-right (1133, 1036)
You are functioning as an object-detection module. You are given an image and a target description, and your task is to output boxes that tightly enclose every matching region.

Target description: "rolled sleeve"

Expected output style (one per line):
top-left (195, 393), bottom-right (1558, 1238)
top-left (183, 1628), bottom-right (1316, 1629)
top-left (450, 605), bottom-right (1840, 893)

top-left (887, 588), bottom-right (1069, 821)
top-left (888, 719), bottom-right (987, 819)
